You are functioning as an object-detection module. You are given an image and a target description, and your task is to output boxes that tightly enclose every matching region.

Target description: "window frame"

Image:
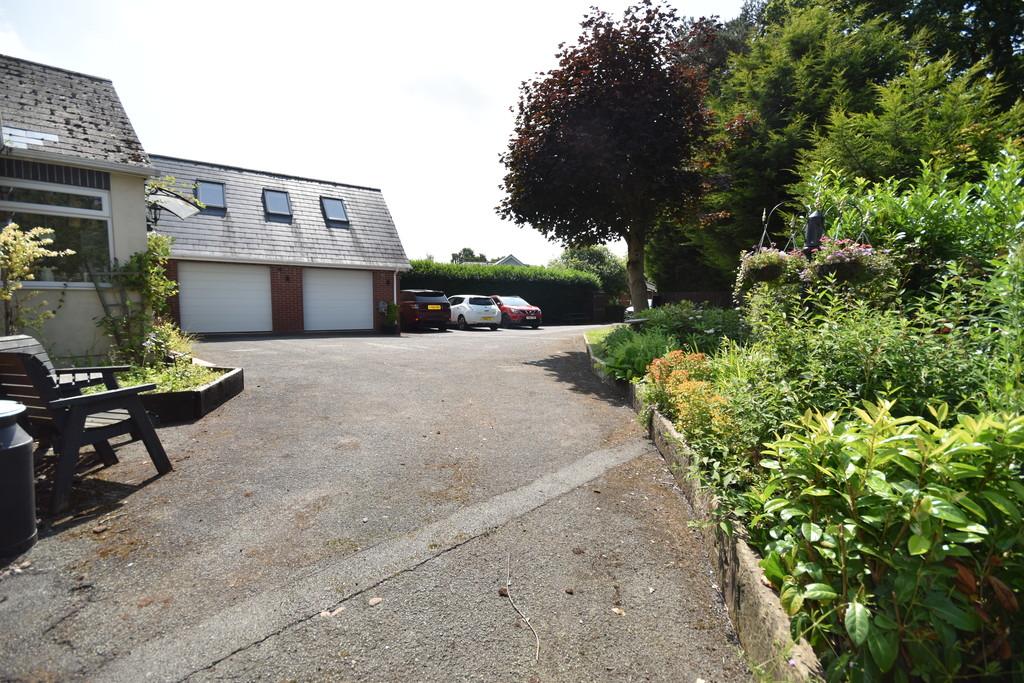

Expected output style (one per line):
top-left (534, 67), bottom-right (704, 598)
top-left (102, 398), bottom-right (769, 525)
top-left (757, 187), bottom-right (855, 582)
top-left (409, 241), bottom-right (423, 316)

top-left (195, 180), bottom-right (227, 210)
top-left (320, 196), bottom-right (350, 226)
top-left (0, 178), bottom-right (113, 289)
top-left (262, 189), bottom-right (292, 218)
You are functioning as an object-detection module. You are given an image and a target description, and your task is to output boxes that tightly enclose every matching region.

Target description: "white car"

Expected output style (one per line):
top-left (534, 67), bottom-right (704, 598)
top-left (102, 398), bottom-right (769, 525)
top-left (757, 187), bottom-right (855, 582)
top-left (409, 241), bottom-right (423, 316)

top-left (625, 299), bottom-right (654, 319)
top-left (448, 294), bottom-right (501, 330)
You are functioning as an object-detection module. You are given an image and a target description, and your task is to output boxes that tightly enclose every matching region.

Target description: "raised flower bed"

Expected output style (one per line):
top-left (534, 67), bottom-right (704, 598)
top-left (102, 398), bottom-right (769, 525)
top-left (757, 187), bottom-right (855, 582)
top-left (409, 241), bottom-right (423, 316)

top-left (140, 365), bottom-right (244, 424)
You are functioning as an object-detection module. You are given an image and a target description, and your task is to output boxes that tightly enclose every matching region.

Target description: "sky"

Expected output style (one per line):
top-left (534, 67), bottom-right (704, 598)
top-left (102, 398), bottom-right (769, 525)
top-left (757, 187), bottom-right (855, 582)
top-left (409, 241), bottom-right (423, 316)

top-left (0, 0), bottom-right (744, 265)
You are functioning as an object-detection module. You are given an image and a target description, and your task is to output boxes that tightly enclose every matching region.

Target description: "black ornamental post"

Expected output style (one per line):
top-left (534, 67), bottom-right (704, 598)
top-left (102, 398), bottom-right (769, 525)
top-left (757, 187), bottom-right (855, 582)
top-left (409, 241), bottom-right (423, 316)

top-left (805, 210), bottom-right (824, 255)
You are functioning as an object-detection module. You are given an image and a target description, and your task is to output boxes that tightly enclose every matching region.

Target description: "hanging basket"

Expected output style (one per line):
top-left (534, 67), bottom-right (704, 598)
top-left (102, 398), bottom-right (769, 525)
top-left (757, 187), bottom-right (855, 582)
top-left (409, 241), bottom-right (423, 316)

top-left (816, 258), bottom-right (870, 283)
top-left (746, 261), bottom-right (786, 282)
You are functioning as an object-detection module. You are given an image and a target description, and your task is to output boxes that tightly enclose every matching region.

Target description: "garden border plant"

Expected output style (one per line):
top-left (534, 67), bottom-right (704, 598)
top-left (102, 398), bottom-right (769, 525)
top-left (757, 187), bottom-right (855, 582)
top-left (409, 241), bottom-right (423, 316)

top-left (589, 146), bottom-right (1024, 680)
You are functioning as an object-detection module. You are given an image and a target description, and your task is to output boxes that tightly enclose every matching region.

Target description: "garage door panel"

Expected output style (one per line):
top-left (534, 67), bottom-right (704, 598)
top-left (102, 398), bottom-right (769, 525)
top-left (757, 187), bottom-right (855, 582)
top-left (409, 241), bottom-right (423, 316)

top-left (179, 262), bottom-right (272, 333)
top-left (303, 269), bottom-right (373, 331)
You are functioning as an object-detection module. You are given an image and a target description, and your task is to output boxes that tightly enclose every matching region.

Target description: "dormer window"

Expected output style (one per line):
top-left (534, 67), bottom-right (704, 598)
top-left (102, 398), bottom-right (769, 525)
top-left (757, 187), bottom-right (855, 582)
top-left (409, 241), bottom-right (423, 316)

top-left (262, 189), bottom-right (291, 219)
top-left (320, 197), bottom-right (349, 226)
top-left (195, 180), bottom-right (226, 211)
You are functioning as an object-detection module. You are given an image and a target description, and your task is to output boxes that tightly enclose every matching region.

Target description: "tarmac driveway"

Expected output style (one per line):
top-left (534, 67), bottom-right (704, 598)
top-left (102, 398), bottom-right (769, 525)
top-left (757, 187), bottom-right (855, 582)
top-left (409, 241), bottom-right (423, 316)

top-left (0, 326), bottom-right (748, 681)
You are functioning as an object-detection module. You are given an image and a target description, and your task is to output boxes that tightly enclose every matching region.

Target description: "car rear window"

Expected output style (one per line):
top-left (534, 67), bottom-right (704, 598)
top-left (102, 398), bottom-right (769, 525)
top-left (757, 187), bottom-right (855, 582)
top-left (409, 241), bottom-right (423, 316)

top-left (469, 297), bottom-right (494, 306)
top-left (414, 291), bottom-right (448, 302)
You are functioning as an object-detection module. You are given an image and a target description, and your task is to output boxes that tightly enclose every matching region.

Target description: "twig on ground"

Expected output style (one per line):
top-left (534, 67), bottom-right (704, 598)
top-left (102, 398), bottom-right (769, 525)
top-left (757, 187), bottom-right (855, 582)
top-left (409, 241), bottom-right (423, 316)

top-left (505, 551), bottom-right (541, 664)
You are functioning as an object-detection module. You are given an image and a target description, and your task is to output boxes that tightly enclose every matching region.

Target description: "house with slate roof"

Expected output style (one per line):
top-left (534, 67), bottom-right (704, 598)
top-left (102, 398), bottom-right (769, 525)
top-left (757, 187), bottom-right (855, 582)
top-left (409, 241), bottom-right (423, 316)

top-left (150, 156), bottom-right (411, 334)
top-left (0, 52), bottom-right (412, 350)
top-left (0, 54), bottom-right (153, 357)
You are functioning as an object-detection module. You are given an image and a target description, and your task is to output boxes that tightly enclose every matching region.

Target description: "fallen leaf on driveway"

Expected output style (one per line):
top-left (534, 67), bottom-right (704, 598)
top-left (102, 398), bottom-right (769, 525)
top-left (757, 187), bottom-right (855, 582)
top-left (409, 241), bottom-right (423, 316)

top-left (611, 607), bottom-right (625, 616)
top-left (498, 587), bottom-right (509, 597)
top-left (368, 597), bottom-right (383, 606)
top-left (92, 525), bottom-right (109, 534)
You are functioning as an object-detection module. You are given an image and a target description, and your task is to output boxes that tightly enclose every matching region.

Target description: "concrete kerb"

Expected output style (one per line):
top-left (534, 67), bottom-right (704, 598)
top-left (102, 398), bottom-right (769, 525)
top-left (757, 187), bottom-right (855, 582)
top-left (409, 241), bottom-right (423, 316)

top-left (584, 338), bottom-right (823, 682)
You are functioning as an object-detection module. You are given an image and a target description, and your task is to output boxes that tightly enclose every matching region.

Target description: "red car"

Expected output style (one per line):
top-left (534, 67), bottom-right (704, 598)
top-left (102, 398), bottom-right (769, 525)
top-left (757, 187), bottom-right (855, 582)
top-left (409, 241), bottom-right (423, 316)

top-left (490, 295), bottom-right (542, 328)
top-left (399, 289), bottom-right (451, 331)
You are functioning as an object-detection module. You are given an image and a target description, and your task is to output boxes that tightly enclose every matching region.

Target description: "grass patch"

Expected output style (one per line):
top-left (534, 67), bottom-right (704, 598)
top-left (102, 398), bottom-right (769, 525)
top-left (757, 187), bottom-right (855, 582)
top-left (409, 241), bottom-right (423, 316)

top-left (584, 325), bottom-right (620, 359)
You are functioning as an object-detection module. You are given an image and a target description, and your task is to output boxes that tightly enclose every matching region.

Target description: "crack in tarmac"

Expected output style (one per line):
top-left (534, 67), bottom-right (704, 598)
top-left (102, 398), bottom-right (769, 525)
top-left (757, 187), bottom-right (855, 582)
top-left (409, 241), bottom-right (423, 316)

top-left (180, 530), bottom-right (489, 681)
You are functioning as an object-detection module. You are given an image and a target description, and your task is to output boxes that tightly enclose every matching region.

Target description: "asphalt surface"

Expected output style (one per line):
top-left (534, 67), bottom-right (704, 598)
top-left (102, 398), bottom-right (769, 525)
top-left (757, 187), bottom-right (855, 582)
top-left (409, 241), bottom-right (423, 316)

top-left (0, 325), bottom-right (748, 682)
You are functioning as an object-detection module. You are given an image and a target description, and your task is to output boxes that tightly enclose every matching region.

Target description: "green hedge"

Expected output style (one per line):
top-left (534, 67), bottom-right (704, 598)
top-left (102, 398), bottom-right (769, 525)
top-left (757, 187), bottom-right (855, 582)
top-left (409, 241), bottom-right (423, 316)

top-left (402, 260), bottom-right (600, 324)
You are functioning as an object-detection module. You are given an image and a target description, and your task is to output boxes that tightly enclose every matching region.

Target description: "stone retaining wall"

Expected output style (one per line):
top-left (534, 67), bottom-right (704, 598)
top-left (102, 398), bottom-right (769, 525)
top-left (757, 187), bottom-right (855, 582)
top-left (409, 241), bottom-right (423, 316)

top-left (585, 339), bottom-right (822, 681)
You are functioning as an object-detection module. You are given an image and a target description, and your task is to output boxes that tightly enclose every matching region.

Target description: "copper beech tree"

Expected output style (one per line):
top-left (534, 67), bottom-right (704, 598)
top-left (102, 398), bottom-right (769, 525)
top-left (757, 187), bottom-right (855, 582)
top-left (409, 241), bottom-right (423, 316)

top-left (498, 0), bottom-right (711, 312)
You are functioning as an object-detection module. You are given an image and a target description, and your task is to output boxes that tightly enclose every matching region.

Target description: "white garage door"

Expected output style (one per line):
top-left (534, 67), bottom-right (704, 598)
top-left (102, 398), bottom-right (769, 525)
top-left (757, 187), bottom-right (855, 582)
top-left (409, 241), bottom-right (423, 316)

top-left (178, 261), bottom-right (273, 333)
top-left (303, 268), bottom-right (373, 330)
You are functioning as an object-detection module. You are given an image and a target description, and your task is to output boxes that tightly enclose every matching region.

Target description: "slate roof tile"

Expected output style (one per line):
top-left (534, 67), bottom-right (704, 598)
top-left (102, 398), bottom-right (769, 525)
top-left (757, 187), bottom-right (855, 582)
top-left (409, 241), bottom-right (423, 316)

top-left (0, 54), bottom-right (149, 167)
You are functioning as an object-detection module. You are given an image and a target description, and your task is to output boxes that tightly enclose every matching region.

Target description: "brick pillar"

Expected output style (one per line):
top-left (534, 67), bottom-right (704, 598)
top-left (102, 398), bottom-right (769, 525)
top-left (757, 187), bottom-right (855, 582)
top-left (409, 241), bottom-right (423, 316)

top-left (166, 259), bottom-right (181, 326)
top-left (372, 270), bottom-right (397, 331)
top-left (270, 265), bottom-right (303, 333)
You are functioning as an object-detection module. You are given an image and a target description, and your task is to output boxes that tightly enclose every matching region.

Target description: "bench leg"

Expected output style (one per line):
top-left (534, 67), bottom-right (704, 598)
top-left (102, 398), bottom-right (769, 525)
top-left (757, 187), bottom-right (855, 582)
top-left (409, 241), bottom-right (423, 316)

top-left (126, 401), bottom-right (171, 475)
top-left (51, 409), bottom-right (86, 515)
top-left (95, 439), bottom-right (119, 467)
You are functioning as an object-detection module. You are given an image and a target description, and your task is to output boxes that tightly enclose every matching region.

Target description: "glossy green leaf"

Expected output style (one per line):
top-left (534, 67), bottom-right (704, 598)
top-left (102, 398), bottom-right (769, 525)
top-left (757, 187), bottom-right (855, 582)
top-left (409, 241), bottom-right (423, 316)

top-left (955, 494), bottom-right (987, 522)
top-left (981, 490), bottom-right (1021, 523)
top-left (803, 583), bottom-right (838, 601)
top-left (780, 507), bottom-right (806, 521)
top-left (764, 498), bottom-right (790, 513)
top-left (908, 534), bottom-right (931, 555)
top-left (1007, 480), bottom-right (1024, 503)
top-left (867, 623), bottom-right (900, 672)
top-left (845, 600), bottom-right (870, 646)
top-left (928, 497), bottom-right (968, 525)
top-left (873, 612), bottom-right (898, 631)
top-left (801, 521), bottom-right (823, 543)
top-left (923, 594), bottom-right (979, 631)
top-left (759, 552), bottom-right (786, 584)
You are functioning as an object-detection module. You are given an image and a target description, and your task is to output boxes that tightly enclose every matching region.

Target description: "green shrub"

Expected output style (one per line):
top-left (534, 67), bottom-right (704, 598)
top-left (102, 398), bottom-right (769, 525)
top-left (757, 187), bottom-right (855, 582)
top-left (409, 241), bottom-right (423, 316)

top-left (792, 144), bottom-right (1024, 291)
top-left (603, 329), bottom-right (677, 381)
top-left (749, 401), bottom-right (1024, 680)
top-left (403, 260), bottom-right (599, 324)
top-left (746, 286), bottom-right (987, 417)
top-left (640, 301), bottom-right (747, 353)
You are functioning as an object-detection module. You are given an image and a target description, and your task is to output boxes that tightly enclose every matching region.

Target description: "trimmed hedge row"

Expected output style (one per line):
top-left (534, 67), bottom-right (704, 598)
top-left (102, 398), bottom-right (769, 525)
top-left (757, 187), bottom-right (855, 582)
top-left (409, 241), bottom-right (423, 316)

top-left (402, 260), bottom-right (600, 324)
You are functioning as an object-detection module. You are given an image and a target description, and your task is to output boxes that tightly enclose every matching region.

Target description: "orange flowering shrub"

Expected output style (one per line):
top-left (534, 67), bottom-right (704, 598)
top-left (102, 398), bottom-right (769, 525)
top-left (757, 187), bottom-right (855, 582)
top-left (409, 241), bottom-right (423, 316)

top-left (645, 351), bottom-right (735, 442)
top-left (646, 351), bottom-right (711, 420)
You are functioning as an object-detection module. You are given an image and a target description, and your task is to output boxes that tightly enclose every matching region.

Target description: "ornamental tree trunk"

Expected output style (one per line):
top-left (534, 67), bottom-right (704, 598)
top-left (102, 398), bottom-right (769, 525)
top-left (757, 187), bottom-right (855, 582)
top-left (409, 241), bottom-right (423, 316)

top-left (626, 228), bottom-right (649, 313)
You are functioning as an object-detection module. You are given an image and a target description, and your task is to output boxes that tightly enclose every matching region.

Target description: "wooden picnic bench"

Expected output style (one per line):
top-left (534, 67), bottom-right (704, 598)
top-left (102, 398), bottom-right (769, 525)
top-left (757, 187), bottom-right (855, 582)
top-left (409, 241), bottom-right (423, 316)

top-left (0, 335), bottom-right (171, 514)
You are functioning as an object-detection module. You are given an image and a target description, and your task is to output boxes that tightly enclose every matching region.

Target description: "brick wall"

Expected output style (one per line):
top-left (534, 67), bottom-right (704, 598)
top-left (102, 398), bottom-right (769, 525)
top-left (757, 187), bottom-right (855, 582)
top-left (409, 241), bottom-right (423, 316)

top-left (166, 259), bottom-right (180, 326)
top-left (270, 265), bottom-right (304, 333)
top-left (372, 270), bottom-right (399, 330)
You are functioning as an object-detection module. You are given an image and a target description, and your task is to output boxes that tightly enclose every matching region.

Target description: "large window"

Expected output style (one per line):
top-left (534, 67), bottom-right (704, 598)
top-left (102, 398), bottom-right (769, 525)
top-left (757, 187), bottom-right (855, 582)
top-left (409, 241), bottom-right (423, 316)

top-left (0, 179), bottom-right (111, 283)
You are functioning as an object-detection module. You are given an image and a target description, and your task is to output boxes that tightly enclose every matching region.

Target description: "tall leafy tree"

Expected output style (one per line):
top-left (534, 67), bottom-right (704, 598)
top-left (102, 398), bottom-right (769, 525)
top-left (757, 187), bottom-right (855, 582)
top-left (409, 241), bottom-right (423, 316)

top-left (825, 0), bottom-right (1024, 107)
top-left (799, 57), bottom-right (1024, 183)
top-left (549, 245), bottom-right (628, 297)
top-left (688, 6), bottom-right (911, 272)
top-left (498, 0), bottom-right (711, 312)
top-left (450, 247), bottom-right (488, 264)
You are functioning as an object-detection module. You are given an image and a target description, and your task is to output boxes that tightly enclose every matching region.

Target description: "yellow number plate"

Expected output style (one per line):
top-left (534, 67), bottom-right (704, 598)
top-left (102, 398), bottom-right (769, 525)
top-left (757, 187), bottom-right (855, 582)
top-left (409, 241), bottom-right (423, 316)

top-left (427, 304), bottom-right (441, 310)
